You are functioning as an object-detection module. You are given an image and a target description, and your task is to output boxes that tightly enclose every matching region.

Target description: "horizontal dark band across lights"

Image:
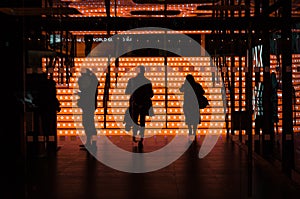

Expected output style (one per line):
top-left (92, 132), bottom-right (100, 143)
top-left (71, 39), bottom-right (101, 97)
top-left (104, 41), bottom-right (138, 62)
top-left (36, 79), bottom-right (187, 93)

top-left (196, 5), bottom-right (249, 11)
top-left (133, 0), bottom-right (217, 4)
top-left (130, 10), bottom-right (181, 16)
top-left (0, 7), bottom-right (81, 16)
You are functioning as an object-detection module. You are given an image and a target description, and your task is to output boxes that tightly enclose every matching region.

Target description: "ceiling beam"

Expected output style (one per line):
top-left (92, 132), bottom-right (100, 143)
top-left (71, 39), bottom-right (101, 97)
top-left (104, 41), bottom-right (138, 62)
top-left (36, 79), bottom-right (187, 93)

top-left (0, 7), bottom-right (81, 16)
top-left (38, 16), bottom-right (300, 32)
top-left (196, 5), bottom-right (249, 11)
top-left (130, 10), bottom-right (181, 16)
top-left (132, 0), bottom-right (217, 4)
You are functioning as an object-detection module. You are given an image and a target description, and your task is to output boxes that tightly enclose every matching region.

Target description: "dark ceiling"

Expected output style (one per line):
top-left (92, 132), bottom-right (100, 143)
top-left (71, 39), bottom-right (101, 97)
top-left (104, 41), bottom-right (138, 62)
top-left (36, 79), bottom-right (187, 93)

top-left (1, 0), bottom-right (300, 33)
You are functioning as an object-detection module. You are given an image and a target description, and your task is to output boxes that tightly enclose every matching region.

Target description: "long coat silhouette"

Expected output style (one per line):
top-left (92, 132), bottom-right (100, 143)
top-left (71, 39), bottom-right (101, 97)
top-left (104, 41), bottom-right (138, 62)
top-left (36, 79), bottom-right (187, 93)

top-left (180, 74), bottom-right (204, 137)
top-left (77, 68), bottom-right (99, 149)
top-left (125, 65), bottom-right (154, 148)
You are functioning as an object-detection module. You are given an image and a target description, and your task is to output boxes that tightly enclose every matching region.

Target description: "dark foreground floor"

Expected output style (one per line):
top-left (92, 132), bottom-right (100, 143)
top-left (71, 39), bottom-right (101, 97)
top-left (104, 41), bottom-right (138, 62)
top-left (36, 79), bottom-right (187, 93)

top-left (5, 134), bottom-right (300, 199)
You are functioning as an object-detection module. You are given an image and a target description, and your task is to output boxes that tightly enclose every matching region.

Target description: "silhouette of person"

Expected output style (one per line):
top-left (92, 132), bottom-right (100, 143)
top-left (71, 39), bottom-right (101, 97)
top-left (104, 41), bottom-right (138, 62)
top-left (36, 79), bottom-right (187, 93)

top-left (77, 68), bottom-right (99, 150)
top-left (125, 65), bottom-right (154, 149)
top-left (180, 74), bottom-right (204, 141)
top-left (27, 73), bottom-right (61, 155)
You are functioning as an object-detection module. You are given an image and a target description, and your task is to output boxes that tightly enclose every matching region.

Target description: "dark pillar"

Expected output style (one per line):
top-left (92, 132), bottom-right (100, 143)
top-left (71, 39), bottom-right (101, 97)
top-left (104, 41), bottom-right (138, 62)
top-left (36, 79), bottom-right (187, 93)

top-left (1, 13), bottom-right (26, 162)
top-left (261, 0), bottom-right (274, 158)
top-left (84, 35), bottom-right (94, 57)
top-left (1, 9), bottom-right (26, 199)
top-left (253, 0), bottom-right (262, 154)
top-left (230, 54), bottom-right (236, 136)
top-left (246, 36), bottom-right (253, 198)
top-left (281, 0), bottom-right (294, 177)
top-left (245, 0), bottom-right (253, 196)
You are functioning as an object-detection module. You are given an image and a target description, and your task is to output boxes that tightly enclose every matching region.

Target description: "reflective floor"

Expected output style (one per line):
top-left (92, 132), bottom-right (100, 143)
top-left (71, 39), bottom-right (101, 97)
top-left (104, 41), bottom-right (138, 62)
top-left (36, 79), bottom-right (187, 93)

top-left (6, 135), bottom-right (300, 199)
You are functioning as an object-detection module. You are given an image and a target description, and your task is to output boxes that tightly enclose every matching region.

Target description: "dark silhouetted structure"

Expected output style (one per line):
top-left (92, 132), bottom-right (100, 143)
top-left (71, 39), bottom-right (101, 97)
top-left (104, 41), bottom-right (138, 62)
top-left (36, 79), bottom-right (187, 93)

top-left (26, 73), bottom-right (61, 156)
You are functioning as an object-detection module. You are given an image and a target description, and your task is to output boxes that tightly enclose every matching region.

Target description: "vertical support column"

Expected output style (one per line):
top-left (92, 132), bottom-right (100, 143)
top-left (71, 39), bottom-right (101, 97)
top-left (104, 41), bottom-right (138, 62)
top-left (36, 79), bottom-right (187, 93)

top-left (262, 35), bottom-right (273, 158)
top-left (229, 0), bottom-right (235, 136)
top-left (253, 0), bottom-right (262, 154)
top-left (164, 32), bottom-right (168, 129)
top-left (74, 35), bottom-right (77, 57)
top-left (105, 0), bottom-right (111, 35)
top-left (245, 1), bottom-right (253, 196)
top-left (2, 10), bottom-right (27, 198)
top-left (230, 55), bottom-right (235, 136)
top-left (103, 56), bottom-right (111, 129)
top-left (223, 55), bottom-right (230, 137)
top-left (253, 45), bottom-right (262, 154)
top-left (246, 30), bottom-right (253, 198)
top-left (201, 34), bottom-right (205, 56)
top-left (164, 56), bottom-right (168, 129)
top-left (20, 17), bottom-right (27, 161)
top-left (65, 31), bottom-right (70, 84)
top-left (238, 55), bottom-right (243, 142)
top-left (59, 31), bottom-right (64, 84)
top-left (261, 0), bottom-right (273, 158)
top-left (281, 0), bottom-right (294, 177)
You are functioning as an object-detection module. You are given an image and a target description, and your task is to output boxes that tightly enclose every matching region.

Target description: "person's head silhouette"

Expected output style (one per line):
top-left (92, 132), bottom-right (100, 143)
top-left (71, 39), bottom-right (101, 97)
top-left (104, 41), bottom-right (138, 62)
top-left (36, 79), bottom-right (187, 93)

top-left (81, 68), bottom-right (92, 75)
top-left (137, 65), bottom-right (145, 75)
top-left (186, 74), bottom-right (195, 85)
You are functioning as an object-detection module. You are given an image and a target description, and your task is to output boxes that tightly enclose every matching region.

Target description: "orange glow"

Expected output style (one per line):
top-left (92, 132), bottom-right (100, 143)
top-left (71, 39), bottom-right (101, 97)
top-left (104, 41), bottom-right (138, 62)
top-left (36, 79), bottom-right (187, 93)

top-left (39, 56), bottom-right (300, 136)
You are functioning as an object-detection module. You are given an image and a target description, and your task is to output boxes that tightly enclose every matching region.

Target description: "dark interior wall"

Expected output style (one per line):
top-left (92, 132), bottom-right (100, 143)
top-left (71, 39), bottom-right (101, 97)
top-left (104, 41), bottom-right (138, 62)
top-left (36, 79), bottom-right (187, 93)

top-left (0, 3), bottom-right (26, 160)
top-left (0, 0), bottom-right (42, 7)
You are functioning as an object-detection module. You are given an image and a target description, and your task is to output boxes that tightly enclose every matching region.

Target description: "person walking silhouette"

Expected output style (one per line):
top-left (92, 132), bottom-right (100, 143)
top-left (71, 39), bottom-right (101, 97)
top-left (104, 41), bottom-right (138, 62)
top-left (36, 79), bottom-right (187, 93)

top-left (77, 68), bottom-right (99, 151)
top-left (125, 65), bottom-right (154, 149)
top-left (180, 74), bottom-right (204, 141)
